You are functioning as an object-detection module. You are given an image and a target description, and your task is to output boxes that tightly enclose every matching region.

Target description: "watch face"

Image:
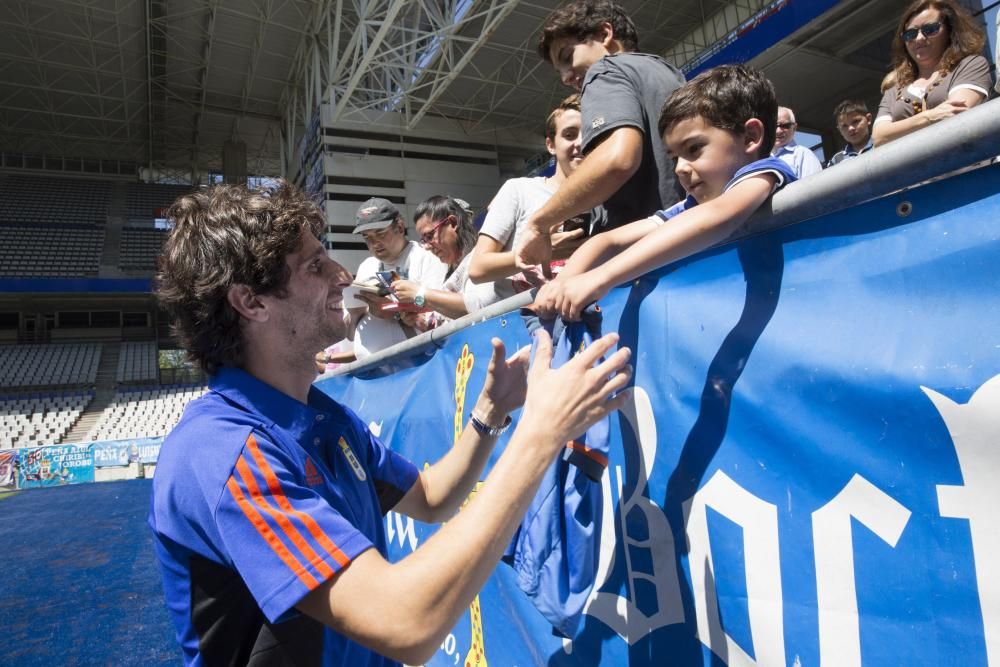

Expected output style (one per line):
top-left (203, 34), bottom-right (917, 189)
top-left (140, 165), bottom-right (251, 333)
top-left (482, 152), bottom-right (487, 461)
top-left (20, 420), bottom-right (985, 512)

top-left (414, 294), bottom-right (425, 307)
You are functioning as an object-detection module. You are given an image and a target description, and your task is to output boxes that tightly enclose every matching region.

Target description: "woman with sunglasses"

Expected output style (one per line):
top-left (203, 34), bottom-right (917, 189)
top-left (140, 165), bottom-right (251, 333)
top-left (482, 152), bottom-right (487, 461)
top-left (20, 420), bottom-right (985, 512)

top-left (872, 0), bottom-right (991, 146)
top-left (390, 195), bottom-right (495, 324)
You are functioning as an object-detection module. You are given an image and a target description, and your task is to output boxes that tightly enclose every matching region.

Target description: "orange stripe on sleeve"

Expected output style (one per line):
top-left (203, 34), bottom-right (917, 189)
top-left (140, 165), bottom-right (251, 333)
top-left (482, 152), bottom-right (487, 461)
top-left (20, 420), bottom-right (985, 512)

top-left (246, 434), bottom-right (351, 568)
top-left (225, 477), bottom-right (319, 590)
top-left (565, 440), bottom-right (609, 468)
top-left (235, 456), bottom-right (335, 580)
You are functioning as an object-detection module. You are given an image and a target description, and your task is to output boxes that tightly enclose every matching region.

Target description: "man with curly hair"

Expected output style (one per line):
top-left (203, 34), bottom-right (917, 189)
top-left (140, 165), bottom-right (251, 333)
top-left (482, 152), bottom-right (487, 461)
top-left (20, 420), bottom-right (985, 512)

top-left (150, 180), bottom-right (632, 666)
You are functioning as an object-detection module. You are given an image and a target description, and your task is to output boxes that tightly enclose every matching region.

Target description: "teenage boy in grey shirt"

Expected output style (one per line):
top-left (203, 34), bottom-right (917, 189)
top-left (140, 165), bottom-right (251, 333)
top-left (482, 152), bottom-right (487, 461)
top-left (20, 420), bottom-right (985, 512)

top-left (515, 0), bottom-right (685, 273)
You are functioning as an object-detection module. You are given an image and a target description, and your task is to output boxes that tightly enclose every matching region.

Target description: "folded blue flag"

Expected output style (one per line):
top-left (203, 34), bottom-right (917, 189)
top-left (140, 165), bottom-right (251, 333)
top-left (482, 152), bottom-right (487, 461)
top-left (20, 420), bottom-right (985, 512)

top-left (503, 306), bottom-right (609, 638)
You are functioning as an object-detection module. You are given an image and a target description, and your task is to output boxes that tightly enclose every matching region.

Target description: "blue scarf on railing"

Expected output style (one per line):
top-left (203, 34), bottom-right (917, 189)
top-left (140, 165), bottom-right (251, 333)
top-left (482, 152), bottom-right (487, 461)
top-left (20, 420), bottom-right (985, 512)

top-left (503, 305), bottom-right (609, 638)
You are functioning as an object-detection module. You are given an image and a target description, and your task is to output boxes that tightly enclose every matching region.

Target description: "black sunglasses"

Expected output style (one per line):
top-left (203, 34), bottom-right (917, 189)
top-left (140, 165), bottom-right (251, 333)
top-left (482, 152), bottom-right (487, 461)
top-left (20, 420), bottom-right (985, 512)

top-left (776, 122), bottom-right (795, 130)
top-left (902, 21), bottom-right (942, 42)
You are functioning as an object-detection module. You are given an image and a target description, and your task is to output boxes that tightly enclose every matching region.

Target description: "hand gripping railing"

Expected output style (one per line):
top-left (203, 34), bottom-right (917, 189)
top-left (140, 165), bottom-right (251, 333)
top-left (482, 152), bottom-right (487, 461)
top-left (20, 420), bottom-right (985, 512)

top-left (332, 97), bottom-right (1000, 378)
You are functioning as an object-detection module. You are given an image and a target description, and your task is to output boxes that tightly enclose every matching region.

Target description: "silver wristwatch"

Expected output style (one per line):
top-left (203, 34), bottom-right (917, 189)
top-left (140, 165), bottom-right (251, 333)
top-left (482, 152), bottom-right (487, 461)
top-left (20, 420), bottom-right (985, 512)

top-left (469, 412), bottom-right (512, 437)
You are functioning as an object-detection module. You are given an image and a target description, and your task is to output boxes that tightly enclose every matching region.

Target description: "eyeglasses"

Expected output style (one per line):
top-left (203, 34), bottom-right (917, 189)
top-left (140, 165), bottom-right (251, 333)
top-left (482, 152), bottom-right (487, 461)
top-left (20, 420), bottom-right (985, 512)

top-left (776, 122), bottom-right (795, 130)
top-left (418, 215), bottom-right (454, 246)
top-left (902, 21), bottom-right (942, 42)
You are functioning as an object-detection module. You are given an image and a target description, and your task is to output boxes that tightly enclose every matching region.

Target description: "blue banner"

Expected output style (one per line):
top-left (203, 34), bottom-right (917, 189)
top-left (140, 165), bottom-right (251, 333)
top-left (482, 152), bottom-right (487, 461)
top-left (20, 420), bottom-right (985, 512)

top-left (317, 163), bottom-right (1000, 666)
top-left (686, 0), bottom-right (841, 76)
top-left (18, 445), bottom-right (95, 488)
top-left (91, 437), bottom-right (163, 467)
top-left (0, 277), bottom-right (152, 293)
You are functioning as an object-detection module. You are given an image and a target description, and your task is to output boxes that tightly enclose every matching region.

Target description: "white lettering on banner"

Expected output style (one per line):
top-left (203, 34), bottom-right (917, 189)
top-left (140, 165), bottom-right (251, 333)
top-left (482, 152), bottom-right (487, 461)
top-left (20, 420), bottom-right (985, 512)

top-left (584, 387), bottom-right (685, 643)
top-left (471, 372), bottom-right (997, 660)
top-left (684, 470), bottom-right (785, 667)
top-left (925, 374), bottom-right (1000, 667)
top-left (812, 474), bottom-right (911, 666)
top-left (385, 510), bottom-right (418, 552)
top-left (139, 444), bottom-right (160, 460)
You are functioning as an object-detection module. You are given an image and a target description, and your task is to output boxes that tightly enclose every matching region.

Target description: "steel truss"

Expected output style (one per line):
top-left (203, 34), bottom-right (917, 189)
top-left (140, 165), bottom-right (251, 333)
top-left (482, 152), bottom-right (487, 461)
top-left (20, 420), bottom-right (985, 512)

top-left (1, 0), bottom-right (812, 181)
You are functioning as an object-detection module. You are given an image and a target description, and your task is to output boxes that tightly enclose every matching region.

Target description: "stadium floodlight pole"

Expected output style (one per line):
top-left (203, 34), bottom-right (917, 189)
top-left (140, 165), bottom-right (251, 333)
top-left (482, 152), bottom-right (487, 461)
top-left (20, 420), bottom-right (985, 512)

top-left (144, 0), bottom-right (154, 171)
top-left (329, 0), bottom-right (342, 91)
top-left (329, 0), bottom-right (409, 124)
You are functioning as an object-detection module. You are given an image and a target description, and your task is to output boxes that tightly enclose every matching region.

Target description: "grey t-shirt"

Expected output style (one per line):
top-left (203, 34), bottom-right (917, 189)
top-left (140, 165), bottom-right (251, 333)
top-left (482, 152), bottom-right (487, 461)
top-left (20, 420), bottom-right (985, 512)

top-left (580, 52), bottom-right (685, 230)
top-left (875, 54), bottom-right (993, 124)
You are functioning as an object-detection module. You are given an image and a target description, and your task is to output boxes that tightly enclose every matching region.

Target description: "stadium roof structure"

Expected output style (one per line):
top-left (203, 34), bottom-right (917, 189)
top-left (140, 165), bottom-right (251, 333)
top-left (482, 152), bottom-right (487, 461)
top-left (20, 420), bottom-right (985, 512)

top-left (0, 0), bottom-right (907, 179)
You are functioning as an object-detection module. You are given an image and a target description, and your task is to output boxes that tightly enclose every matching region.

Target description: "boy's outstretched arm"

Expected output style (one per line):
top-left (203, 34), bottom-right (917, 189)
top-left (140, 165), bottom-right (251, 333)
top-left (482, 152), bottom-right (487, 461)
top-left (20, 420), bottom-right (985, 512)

top-left (543, 174), bottom-right (777, 321)
top-left (533, 217), bottom-right (658, 317)
top-left (558, 217), bottom-right (659, 281)
top-left (469, 228), bottom-right (585, 284)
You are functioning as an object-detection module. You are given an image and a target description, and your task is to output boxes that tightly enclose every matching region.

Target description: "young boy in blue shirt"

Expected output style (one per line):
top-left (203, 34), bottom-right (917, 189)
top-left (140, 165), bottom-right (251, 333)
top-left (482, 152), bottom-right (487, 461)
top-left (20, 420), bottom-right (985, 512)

top-left (534, 64), bottom-right (797, 320)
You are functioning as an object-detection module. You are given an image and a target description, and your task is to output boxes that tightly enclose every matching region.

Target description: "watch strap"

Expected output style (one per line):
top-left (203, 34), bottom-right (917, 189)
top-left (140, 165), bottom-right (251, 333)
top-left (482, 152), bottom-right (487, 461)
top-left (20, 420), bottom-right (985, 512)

top-left (468, 412), bottom-right (512, 437)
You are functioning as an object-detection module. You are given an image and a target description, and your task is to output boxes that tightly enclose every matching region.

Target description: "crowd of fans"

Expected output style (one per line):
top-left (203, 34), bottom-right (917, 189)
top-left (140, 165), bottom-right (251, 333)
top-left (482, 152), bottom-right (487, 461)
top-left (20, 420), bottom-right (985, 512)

top-left (318, 0), bottom-right (995, 367)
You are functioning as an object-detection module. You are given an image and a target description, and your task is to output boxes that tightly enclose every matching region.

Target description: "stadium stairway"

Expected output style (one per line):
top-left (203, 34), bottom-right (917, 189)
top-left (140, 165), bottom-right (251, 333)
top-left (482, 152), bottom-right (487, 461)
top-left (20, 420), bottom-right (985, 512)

top-left (99, 181), bottom-right (126, 278)
top-left (61, 342), bottom-right (121, 443)
top-left (62, 386), bottom-right (115, 444)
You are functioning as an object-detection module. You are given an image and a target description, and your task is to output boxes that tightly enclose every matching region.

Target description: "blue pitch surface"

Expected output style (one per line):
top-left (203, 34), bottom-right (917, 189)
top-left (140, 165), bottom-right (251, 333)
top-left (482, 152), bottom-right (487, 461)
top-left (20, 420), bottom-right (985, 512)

top-left (0, 480), bottom-right (178, 665)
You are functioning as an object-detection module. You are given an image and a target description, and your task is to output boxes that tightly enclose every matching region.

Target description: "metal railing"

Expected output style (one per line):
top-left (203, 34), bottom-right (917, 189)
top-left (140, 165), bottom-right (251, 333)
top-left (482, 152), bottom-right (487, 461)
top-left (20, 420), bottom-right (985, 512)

top-left (333, 98), bottom-right (1000, 377)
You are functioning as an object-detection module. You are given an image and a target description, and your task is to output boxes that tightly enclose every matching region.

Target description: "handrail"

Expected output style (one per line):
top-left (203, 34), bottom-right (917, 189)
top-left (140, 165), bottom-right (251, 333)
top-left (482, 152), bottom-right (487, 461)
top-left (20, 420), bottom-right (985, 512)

top-left (331, 291), bottom-right (534, 376)
top-left (332, 98), bottom-right (1000, 378)
top-left (743, 97), bottom-right (1000, 236)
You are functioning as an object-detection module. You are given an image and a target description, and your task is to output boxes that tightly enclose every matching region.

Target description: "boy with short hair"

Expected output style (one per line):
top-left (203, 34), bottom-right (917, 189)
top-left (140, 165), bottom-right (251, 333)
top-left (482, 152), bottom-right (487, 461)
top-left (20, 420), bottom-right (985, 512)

top-left (826, 99), bottom-right (874, 167)
top-left (533, 65), bottom-right (797, 321)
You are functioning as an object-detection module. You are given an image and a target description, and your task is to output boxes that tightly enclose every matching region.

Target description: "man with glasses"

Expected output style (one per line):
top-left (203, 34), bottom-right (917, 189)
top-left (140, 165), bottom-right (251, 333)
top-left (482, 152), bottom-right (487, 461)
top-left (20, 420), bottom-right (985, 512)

top-left (771, 106), bottom-right (823, 179)
top-left (349, 198), bottom-right (446, 358)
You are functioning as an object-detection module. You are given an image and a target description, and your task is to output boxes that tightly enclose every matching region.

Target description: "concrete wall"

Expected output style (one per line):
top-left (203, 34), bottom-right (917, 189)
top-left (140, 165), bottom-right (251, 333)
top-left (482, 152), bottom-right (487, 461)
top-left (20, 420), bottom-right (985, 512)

top-left (302, 106), bottom-right (540, 275)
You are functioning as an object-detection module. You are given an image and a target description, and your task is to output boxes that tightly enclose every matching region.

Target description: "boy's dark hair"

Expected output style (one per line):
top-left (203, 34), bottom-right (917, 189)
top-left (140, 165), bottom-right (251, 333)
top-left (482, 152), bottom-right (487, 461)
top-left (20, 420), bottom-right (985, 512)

top-left (537, 0), bottom-right (639, 62)
top-left (657, 65), bottom-right (777, 159)
top-left (155, 180), bottom-right (324, 375)
top-left (544, 93), bottom-right (582, 140)
top-left (833, 99), bottom-right (870, 119)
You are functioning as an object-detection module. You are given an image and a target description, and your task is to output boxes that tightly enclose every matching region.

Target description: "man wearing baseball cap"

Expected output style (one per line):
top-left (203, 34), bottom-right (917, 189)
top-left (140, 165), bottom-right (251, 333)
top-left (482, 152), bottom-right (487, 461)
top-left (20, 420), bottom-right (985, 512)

top-left (349, 197), bottom-right (446, 358)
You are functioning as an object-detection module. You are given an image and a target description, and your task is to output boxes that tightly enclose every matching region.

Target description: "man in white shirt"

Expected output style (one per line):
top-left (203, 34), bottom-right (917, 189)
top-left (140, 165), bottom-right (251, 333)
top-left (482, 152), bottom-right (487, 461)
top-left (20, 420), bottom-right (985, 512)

top-left (349, 198), bottom-right (447, 359)
top-left (771, 106), bottom-right (823, 179)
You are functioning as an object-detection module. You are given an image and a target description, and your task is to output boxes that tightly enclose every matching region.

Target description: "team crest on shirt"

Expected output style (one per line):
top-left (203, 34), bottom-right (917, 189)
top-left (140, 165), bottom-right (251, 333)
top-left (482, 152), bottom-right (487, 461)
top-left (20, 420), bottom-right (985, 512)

top-left (303, 456), bottom-right (323, 487)
top-left (592, 116), bottom-right (606, 129)
top-left (337, 437), bottom-right (367, 481)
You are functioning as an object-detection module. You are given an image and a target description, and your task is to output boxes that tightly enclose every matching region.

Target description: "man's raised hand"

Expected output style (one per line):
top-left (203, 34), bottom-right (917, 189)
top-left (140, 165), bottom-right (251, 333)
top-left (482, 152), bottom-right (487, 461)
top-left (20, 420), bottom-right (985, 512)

top-left (519, 330), bottom-right (631, 450)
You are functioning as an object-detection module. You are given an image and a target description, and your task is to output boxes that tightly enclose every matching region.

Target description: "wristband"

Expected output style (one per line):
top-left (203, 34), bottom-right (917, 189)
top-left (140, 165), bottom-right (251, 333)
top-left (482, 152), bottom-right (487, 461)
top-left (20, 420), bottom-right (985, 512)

top-left (469, 412), bottom-right (512, 437)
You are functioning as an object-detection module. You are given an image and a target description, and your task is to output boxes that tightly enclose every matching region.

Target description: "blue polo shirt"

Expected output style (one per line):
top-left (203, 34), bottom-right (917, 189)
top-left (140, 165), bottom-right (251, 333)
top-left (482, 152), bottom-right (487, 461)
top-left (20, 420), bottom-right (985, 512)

top-left (149, 366), bottom-right (418, 666)
top-left (655, 156), bottom-right (798, 221)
